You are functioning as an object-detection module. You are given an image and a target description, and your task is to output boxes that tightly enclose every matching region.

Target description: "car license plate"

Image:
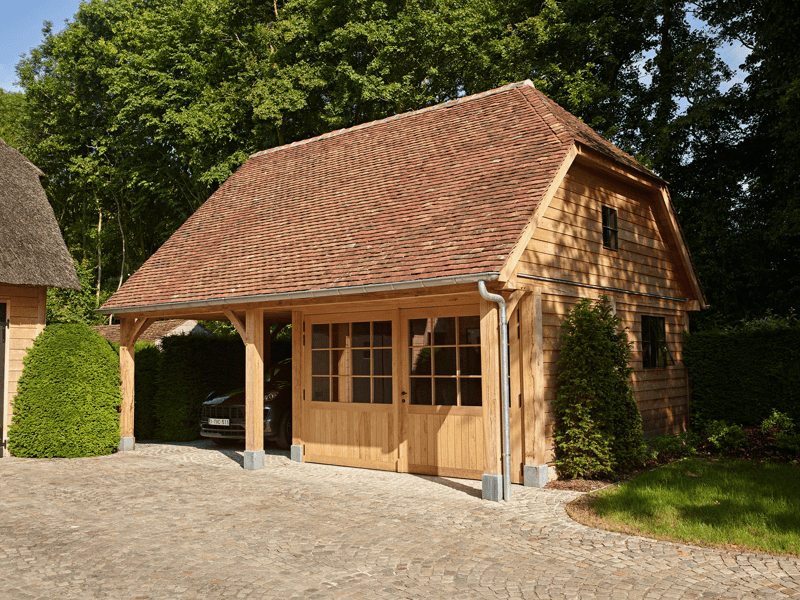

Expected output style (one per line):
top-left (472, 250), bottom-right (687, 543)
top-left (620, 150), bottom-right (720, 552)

top-left (209, 418), bottom-right (229, 426)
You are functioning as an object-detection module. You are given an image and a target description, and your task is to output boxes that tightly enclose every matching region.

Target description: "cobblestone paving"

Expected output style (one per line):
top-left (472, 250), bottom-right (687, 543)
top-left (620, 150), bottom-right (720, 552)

top-left (1, 441), bottom-right (798, 599)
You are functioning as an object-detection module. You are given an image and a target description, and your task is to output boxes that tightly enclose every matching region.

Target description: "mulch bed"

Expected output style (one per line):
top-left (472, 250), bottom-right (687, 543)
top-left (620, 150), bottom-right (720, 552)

top-left (544, 425), bottom-right (798, 493)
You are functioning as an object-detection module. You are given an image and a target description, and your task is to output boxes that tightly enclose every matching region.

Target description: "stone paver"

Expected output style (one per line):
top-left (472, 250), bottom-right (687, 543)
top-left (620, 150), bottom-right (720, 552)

top-left (1, 441), bottom-right (798, 599)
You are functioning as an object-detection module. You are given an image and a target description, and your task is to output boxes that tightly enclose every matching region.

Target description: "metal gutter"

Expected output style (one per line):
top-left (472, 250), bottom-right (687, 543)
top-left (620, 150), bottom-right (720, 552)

top-left (516, 274), bottom-right (689, 302)
top-left (477, 280), bottom-right (512, 502)
top-left (96, 272), bottom-right (501, 315)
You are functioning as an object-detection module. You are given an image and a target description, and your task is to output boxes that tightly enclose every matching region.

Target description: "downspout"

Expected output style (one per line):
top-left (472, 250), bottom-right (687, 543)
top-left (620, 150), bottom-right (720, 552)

top-left (478, 281), bottom-right (511, 501)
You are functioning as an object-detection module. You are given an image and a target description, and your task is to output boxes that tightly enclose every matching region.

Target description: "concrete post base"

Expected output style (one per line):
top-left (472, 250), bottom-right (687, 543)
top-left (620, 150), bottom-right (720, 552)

top-left (243, 450), bottom-right (265, 470)
top-left (290, 445), bottom-right (303, 463)
top-left (118, 437), bottom-right (135, 452)
top-left (524, 464), bottom-right (549, 488)
top-left (482, 473), bottom-right (503, 501)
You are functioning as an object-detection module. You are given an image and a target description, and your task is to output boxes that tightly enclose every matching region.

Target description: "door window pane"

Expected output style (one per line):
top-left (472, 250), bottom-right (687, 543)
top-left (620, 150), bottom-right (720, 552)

top-left (352, 348), bottom-right (371, 376)
top-left (459, 347), bottom-right (481, 376)
top-left (352, 377), bottom-right (371, 403)
top-left (351, 322), bottom-right (371, 348)
top-left (459, 316), bottom-right (481, 345)
top-left (409, 319), bottom-right (430, 346)
top-left (373, 349), bottom-right (392, 376)
top-left (331, 323), bottom-right (349, 348)
top-left (434, 378), bottom-right (457, 406)
top-left (312, 377), bottom-right (330, 402)
top-left (312, 324), bottom-right (330, 349)
top-left (410, 378), bottom-right (432, 405)
top-left (409, 348), bottom-right (432, 376)
top-left (460, 379), bottom-right (482, 406)
top-left (312, 350), bottom-right (329, 376)
top-left (373, 321), bottom-right (392, 347)
top-left (432, 317), bottom-right (456, 346)
top-left (373, 378), bottom-right (392, 404)
top-left (433, 347), bottom-right (457, 375)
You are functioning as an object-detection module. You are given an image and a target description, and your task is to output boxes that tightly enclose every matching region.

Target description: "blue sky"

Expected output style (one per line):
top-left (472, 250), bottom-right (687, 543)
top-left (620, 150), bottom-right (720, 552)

top-left (0, 0), bottom-right (84, 91)
top-left (1, 0), bottom-right (749, 94)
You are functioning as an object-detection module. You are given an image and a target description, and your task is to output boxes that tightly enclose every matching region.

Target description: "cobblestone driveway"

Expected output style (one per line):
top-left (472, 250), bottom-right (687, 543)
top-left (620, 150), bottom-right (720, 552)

top-left (1, 441), bottom-right (798, 600)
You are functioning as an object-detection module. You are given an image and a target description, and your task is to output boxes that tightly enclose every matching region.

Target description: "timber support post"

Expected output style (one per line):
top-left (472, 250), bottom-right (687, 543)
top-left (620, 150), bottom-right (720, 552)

top-left (480, 298), bottom-right (502, 500)
top-left (521, 289), bottom-right (548, 487)
top-left (226, 309), bottom-right (265, 470)
top-left (290, 310), bottom-right (303, 463)
top-left (118, 316), bottom-right (155, 451)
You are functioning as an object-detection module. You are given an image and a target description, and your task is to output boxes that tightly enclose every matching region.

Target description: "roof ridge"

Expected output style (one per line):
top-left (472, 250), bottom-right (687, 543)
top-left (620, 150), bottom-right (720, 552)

top-left (514, 86), bottom-right (574, 150)
top-left (249, 80), bottom-right (537, 159)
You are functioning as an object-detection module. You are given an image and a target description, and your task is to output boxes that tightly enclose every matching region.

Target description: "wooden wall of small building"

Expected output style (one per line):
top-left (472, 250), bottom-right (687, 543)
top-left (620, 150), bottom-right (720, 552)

top-left (515, 162), bottom-right (692, 462)
top-left (0, 284), bottom-right (47, 455)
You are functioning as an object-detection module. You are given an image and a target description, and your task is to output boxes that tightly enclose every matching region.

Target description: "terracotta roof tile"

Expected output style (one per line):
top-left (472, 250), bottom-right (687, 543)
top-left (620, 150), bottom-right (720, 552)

top-left (102, 81), bottom-right (653, 312)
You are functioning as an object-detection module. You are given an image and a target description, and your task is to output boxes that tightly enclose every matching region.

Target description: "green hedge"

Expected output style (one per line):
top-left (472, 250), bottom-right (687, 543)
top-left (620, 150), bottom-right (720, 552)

top-left (8, 323), bottom-right (121, 457)
top-left (683, 329), bottom-right (800, 427)
top-left (133, 342), bottom-right (161, 440)
top-left (154, 335), bottom-right (245, 441)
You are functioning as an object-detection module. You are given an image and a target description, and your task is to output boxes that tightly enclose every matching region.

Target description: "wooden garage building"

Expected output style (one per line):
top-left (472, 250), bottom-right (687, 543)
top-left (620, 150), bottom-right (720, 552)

top-left (0, 139), bottom-right (81, 457)
top-left (99, 81), bottom-right (704, 499)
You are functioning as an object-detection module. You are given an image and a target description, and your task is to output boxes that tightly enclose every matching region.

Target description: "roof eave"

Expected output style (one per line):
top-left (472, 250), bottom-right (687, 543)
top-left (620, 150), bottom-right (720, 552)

top-left (97, 272), bottom-right (501, 316)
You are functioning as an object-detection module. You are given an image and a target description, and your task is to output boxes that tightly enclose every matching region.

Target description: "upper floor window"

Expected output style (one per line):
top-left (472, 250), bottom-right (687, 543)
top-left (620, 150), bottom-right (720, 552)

top-left (602, 205), bottom-right (618, 250)
top-left (642, 315), bottom-right (674, 369)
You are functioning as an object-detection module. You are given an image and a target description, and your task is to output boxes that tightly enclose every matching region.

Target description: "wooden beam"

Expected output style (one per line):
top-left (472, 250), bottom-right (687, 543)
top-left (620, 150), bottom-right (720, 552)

top-left (244, 309), bottom-right (264, 453)
top-left (291, 310), bottom-right (303, 451)
top-left (480, 298), bottom-right (502, 477)
top-left (532, 289), bottom-right (546, 464)
top-left (504, 289), bottom-right (528, 321)
top-left (499, 144), bottom-right (578, 282)
top-left (119, 318), bottom-right (136, 442)
top-left (224, 310), bottom-right (248, 342)
top-left (520, 290), bottom-right (546, 465)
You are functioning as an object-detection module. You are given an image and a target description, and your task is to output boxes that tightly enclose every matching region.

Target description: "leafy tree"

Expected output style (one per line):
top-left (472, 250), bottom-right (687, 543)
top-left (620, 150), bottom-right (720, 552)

top-left (554, 297), bottom-right (644, 478)
top-left (47, 258), bottom-right (111, 325)
top-left (0, 89), bottom-right (26, 148)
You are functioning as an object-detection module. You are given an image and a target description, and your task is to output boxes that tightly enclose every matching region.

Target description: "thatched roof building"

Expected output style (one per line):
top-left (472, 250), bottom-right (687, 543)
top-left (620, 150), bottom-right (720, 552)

top-left (0, 138), bottom-right (80, 290)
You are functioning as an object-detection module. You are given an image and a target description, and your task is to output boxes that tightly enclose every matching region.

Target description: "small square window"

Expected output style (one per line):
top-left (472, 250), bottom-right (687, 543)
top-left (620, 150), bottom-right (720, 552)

top-left (642, 315), bottom-right (674, 369)
top-left (602, 206), bottom-right (618, 250)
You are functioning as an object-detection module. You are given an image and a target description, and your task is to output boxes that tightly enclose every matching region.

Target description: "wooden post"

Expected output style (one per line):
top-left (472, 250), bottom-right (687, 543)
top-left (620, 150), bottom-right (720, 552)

top-left (117, 316), bottom-right (155, 451)
top-left (520, 289), bottom-right (547, 486)
top-left (480, 298), bottom-right (502, 500)
top-left (119, 319), bottom-right (136, 451)
top-left (245, 309), bottom-right (264, 462)
top-left (290, 310), bottom-right (303, 462)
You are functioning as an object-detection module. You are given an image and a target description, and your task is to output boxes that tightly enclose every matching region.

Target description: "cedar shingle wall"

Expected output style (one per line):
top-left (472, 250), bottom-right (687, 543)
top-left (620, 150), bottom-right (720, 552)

top-left (1, 284), bottom-right (46, 447)
top-left (516, 164), bottom-right (691, 462)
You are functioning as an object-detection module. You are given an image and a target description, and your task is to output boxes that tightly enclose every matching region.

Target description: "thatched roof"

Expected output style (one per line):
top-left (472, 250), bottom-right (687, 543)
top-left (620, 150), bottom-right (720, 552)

top-left (0, 139), bottom-right (80, 289)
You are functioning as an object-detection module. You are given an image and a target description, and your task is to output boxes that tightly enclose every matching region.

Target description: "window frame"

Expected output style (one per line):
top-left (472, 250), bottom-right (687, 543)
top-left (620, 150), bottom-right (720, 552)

top-left (642, 315), bottom-right (674, 369)
top-left (602, 205), bottom-right (618, 251)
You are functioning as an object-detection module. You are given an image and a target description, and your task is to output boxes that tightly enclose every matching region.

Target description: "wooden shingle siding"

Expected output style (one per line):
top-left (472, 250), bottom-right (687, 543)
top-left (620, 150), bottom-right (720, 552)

top-left (1, 284), bottom-right (46, 450)
top-left (514, 162), bottom-right (692, 463)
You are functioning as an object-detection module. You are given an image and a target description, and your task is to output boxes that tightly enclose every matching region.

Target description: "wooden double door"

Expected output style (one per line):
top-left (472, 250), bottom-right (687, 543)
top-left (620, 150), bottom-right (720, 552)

top-left (301, 306), bottom-right (526, 482)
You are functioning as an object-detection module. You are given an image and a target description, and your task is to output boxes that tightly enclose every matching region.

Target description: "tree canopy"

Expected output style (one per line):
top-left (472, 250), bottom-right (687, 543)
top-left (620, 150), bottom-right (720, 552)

top-left (7, 0), bottom-right (799, 327)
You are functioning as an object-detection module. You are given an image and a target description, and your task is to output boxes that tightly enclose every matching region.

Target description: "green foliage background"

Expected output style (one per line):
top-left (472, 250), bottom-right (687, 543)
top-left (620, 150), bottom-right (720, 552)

top-left (3, 0), bottom-right (798, 329)
top-left (684, 328), bottom-right (800, 427)
top-left (154, 335), bottom-right (246, 441)
top-left (8, 323), bottom-right (121, 458)
top-left (554, 297), bottom-right (644, 478)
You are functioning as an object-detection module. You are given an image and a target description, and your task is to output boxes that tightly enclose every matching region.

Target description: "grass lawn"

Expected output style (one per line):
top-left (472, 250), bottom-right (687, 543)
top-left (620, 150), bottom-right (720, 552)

top-left (567, 458), bottom-right (800, 557)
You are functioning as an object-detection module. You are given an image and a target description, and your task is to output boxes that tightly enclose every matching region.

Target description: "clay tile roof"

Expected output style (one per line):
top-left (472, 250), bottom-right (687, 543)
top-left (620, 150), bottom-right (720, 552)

top-left (92, 319), bottom-right (208, 344)
top-left (0, 139), bottom-right (80, 290)
top-left (101, 81), bottom-right (655, 313)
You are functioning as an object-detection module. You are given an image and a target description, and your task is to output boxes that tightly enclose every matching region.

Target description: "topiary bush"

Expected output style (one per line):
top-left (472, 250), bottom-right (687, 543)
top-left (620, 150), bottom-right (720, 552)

top-left (554, 296), bottom-right (645, 478)
top-left (8, 323), bottom-right (121, 457)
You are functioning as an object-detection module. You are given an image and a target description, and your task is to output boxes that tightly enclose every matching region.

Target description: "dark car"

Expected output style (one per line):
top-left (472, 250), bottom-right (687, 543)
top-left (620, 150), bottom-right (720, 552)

top-left (199, 363), bottom-right (291, 448)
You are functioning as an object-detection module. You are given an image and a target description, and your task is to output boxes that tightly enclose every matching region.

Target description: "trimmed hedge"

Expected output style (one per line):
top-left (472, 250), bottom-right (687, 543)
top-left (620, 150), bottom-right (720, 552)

top-left (683, 328), bottom-right (800, 427)
top-left (133, 342), bottom-right (161, 440)
top-left (154, 335), bottom-right (245, 441)
top-left (8, 323), bottom-right (121, 458)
